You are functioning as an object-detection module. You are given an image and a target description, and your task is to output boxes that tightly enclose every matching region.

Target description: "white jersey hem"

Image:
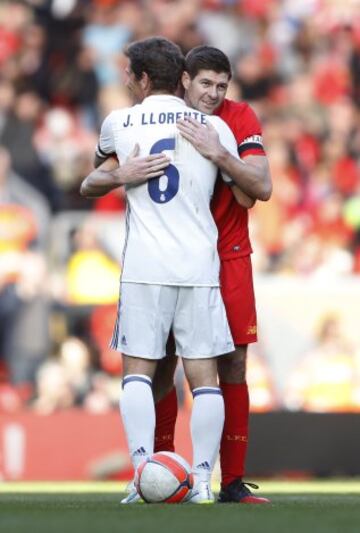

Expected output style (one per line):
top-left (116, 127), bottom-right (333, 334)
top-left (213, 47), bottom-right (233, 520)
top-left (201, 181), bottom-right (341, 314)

top-left (120, 280), bottom-right (220, 287)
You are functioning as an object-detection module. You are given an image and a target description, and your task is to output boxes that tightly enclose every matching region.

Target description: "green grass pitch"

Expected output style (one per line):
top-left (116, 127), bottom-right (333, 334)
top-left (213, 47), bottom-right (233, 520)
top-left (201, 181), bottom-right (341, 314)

top-left (1, 481), bottom-right (359, 533)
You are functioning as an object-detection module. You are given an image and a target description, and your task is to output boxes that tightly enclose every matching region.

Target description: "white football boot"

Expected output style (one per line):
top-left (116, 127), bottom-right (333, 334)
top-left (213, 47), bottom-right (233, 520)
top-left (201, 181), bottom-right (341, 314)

top-left (120, 481), bottom-right (143, 504)
top-left (186, 480), bottom-right (215, 504)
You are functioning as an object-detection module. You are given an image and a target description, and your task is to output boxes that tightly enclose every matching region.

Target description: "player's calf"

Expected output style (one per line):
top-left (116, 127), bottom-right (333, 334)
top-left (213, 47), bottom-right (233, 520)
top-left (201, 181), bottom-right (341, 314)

top-left (182, 358), bottom-right (225, 500)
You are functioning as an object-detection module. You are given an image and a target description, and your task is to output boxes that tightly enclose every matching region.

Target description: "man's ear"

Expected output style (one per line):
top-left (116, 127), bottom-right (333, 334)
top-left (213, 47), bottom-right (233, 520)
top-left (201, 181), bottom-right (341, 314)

top-left (182, 71), bottom-right (191, 90)
top-left (140, 72), bottom-right (151, 92)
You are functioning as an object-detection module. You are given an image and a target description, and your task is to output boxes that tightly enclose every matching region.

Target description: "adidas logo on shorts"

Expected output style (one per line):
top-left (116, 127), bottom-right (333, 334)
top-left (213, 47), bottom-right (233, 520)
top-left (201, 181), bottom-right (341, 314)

top-left (121, 335), bottom-right (127, 346)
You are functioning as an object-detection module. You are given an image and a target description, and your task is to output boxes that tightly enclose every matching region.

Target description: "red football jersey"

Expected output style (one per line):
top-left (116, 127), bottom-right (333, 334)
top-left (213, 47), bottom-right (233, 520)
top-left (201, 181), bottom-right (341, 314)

top-left (212, 99), bottom-right (266, 260)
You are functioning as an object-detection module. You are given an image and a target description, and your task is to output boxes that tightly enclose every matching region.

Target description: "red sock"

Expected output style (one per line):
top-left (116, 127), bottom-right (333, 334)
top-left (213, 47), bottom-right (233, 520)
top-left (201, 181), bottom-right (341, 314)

top-left (154, 387), bottom-right (178, 453)
top-left (220, 381), bottom-right (249, 487)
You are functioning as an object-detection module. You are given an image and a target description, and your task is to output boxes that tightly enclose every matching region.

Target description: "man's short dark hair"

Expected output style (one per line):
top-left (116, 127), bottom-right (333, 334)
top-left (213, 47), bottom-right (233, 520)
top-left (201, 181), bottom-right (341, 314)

top-left (125, 37), bottom-right (185, 93)
top-left (185, 46), bottom-right (232, 80)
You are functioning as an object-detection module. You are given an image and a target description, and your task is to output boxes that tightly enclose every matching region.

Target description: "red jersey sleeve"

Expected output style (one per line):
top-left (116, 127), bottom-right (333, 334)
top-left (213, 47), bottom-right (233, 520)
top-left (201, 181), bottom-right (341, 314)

top-left (216, 99), bottom-right (266, 158)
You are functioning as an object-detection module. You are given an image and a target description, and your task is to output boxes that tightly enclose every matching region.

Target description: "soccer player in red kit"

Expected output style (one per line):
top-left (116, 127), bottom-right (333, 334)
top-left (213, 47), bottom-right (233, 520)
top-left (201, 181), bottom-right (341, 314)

top-left (153, 46), bottom-right (272, 503)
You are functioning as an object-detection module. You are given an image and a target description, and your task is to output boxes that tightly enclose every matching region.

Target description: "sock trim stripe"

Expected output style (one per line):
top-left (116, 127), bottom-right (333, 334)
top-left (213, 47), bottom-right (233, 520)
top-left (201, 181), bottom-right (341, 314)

top-left (192, 387), bottom-right (222, 398)
top-left (123, 375), bottom-right (152, 388)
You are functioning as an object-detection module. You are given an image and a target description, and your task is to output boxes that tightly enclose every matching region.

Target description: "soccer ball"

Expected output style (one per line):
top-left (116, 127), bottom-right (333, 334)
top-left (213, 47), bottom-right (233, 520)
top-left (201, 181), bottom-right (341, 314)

top-left (135, 451), bottom-right (193, 503)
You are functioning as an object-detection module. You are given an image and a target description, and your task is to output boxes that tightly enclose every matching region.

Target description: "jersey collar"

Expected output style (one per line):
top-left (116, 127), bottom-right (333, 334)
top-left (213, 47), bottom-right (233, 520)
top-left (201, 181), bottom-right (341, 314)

top-left (142, 94), bottom-right (186, 106)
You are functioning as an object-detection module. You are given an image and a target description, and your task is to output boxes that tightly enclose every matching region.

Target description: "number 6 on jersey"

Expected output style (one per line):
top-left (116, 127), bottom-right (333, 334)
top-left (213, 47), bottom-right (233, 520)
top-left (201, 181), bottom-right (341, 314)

top-left (148, 138), bottom-right (179, 203)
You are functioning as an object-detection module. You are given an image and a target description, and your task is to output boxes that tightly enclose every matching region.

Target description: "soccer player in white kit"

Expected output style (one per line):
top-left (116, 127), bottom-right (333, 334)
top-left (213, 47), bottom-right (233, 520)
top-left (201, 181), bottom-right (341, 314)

top-left (82, 37), bottom-right (240, 503)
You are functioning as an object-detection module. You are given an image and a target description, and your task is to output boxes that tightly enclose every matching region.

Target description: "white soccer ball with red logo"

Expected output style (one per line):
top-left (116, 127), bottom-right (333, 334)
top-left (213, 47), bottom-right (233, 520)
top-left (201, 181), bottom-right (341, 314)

top-left (135, 451), bottom-right (193, 503)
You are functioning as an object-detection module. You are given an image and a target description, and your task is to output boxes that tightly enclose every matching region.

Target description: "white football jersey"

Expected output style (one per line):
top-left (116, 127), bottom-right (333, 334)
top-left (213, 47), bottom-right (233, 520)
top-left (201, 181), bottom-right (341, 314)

top-left (97, 94), bottom-right (239, 286)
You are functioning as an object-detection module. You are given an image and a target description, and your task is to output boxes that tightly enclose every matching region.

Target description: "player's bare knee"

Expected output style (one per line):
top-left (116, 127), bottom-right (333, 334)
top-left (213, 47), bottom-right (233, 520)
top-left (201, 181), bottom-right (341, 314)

top-left (153, 354), bottom-right (178, 402)
top-left (122, 354), bottom-right (157, 380)
top-left (217, 345), bottom-right (247, 383)
top-left (183, 357), bottom-right (218, 390)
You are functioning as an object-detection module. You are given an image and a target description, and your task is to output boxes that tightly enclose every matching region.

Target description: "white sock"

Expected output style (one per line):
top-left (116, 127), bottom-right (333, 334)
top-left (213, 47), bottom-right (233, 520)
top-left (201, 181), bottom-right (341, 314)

top-left (191, 387), bottom-right (224, 485)
top-left (120, 374), bottom-right (155, 470)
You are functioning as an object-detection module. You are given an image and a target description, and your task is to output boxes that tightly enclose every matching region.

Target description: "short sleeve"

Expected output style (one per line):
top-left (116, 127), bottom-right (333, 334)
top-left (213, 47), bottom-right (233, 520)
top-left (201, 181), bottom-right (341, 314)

top-left (95, 113), bottom-right (116, 160)
top-left (232, 104), bottom-right (265, 157)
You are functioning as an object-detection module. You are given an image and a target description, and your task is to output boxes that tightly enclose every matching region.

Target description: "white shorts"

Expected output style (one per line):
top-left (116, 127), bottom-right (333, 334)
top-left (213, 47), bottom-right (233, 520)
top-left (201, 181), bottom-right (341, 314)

top-left (110, 283), bottom-right (234, 359)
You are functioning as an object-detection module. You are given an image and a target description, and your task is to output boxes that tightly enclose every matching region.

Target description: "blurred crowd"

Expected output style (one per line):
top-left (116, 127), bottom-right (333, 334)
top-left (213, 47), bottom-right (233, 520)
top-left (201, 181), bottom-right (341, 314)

top-left (0, 0), bottom-right (359, 413)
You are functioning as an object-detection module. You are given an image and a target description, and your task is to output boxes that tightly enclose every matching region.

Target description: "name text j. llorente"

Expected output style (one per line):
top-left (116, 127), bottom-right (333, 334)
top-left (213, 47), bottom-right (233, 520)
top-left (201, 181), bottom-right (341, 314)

top-left (122, 110), bottom-right (207, 128)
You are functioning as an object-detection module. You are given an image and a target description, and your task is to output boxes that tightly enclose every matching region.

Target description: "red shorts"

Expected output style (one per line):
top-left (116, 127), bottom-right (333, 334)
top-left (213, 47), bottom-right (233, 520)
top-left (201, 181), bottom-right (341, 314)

top-left (220, 255), bottom-right (257, 345)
